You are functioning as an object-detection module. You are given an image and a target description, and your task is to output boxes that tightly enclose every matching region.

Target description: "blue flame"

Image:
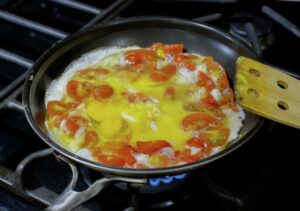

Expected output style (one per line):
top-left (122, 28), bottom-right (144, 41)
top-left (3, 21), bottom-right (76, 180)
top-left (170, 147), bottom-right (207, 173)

top-left (149, 173), bottom-right (187, 187)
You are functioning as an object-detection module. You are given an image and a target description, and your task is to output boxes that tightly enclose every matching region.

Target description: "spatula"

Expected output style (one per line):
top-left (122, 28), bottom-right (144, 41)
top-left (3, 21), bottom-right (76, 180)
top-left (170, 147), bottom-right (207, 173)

top-left (234, 56), bottom-right (300, 129)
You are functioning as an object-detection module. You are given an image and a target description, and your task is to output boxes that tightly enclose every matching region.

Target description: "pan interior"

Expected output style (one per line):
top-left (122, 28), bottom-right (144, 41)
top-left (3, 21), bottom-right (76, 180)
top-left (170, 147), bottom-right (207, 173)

top-left (25, 18), bottom-right (261, 176)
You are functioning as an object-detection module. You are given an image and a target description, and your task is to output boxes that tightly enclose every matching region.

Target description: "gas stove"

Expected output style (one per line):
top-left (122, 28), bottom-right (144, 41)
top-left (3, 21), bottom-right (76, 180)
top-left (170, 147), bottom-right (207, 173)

top-left (0, 0), bottom-right (300, 210)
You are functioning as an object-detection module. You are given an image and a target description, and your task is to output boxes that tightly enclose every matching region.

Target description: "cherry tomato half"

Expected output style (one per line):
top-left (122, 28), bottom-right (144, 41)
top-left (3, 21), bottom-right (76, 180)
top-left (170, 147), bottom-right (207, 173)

top-left (47, 101), bottom-right (68, 116)
top-left (93, 84), bottom-right (114, 100)
top-left (135, 140), bottom-right (171, 154)
top-left (199, 126), bottom-right (230, 147)
top-left (66, 80), bottom-right (92, 101)
top-left (65, 116), bottom-right (88, 135)
top-left (182, 112), bottom-right (216, 131)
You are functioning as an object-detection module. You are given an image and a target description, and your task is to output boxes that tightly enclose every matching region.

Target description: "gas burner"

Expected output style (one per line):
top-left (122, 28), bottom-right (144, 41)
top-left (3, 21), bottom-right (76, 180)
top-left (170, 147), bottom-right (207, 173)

top-left (229, 12), bottom-right (275, 51)
top-left (113, 173), bottom-right (189, 193)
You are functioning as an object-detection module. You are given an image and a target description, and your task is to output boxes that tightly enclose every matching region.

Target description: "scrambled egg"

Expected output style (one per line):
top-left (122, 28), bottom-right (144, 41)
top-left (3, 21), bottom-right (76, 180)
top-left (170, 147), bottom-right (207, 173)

top-left (44, 44), bottom-right (245, 168)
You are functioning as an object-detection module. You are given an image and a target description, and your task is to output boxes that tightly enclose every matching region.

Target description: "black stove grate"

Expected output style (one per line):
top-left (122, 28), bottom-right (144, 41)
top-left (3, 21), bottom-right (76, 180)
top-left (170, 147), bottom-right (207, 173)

top-left (0, 1), bottom-right (300, 210)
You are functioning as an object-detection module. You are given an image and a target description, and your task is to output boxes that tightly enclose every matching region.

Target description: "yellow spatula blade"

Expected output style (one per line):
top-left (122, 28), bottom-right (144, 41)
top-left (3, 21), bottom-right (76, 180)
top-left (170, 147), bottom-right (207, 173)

top-left (235, 56), bottom-right (300, 129)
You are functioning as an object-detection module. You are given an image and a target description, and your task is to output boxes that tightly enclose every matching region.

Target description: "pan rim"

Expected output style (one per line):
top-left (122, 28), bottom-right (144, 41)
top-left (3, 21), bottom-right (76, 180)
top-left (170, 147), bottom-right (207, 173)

top-left (23, 16), bottom-right (264, 177)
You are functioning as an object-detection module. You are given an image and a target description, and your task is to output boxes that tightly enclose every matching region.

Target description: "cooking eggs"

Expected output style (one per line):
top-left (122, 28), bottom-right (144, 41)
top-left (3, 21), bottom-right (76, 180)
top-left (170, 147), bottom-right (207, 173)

top-left (45, 43), bottom-right (245, 168)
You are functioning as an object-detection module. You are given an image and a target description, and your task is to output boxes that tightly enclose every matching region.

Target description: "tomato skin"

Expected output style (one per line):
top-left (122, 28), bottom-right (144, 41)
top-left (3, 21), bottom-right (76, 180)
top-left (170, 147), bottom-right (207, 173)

top-left (182, 113), bottom-right (216, 130)
top-left (150, 71), bottom-right (169, 82)
top-left (47, 101), bottom-right (68, 116)
top-left (197, 72), bottom-right (215, 91)
top-left (66, 80), bottom-right (92, 101)
top-left (135, 140), bottom-right (171, 154)
top-left (93, 84), bottom-right (114, 100)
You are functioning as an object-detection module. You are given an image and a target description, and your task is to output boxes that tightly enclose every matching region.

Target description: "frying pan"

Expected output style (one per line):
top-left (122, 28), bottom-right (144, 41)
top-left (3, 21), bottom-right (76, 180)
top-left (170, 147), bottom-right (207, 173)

top-left (23, 17), bottom-right (263, 210)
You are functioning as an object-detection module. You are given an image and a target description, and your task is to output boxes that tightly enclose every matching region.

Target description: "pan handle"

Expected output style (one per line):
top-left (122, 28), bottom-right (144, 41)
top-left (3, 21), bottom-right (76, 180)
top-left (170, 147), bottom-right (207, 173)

top-left (45, 155), bottom-right (147, 211)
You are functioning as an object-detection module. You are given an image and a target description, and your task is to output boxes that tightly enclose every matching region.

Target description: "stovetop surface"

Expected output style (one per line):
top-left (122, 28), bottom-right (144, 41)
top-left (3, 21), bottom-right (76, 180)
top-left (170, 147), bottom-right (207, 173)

top-left (0, 0), bottom-right (299, 210)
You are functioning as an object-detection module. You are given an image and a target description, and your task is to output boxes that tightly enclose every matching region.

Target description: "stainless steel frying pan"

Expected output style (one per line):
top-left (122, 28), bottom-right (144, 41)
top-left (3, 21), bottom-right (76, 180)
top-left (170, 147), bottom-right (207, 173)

top-left (23, 17), bottom-right (263, 210)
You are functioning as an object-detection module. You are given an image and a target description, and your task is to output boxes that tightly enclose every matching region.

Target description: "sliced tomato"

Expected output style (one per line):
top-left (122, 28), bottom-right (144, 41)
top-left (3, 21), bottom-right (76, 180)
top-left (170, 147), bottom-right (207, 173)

top-left (66, 80), bottom-right (92, 101)
top-left (81, 131), bottom-right (98, 148)
top-left (65, 116), bottom-right (88, 135)
top-left (125, 49), bottom-right (155, 65)
top-left (175, 148), bottom-right (191, 163)
top-left (65, 117), bottom-right (80, 135)
top-left (150, 71), bottom-right (169, 82)
top-left (135, 140), bottom-right (171, 154)
top-left (77, 68), bottom-right (109, 79)
top-left (197, 72), bottom-right (215, 91)
top-left (182, 112), bottom-right (216, 131)
top-left (52, 113), bottom-right (68, 128)
top-left (162, 64), bottom-right (177, 77)
top-left (163, 43), bottom-right (184, 55)
top-left (174, 55), bottom-right (196, 71)
top-left (97, 155), bottom-right (125, 167)
top-left (93, 84), bottom-right (114, 100)
top-left (151, 43), bottom-right (184, 56)
top-left (47, 101), bottom-right (68, 116)
top-left (164, 86), bottom-right (175, 99)
top-left (119, 145), bottom-right (136, 166)
top-left (187, 137), bottom-right (212, 156)
top-left (202, 93), bottom-right (219, 107)
top-left (175, 147), bottom-right (204, 164)
top-left (93, 143), bottom-right (135, 167)
top-left (200, 126), bottom-right (230, 147)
